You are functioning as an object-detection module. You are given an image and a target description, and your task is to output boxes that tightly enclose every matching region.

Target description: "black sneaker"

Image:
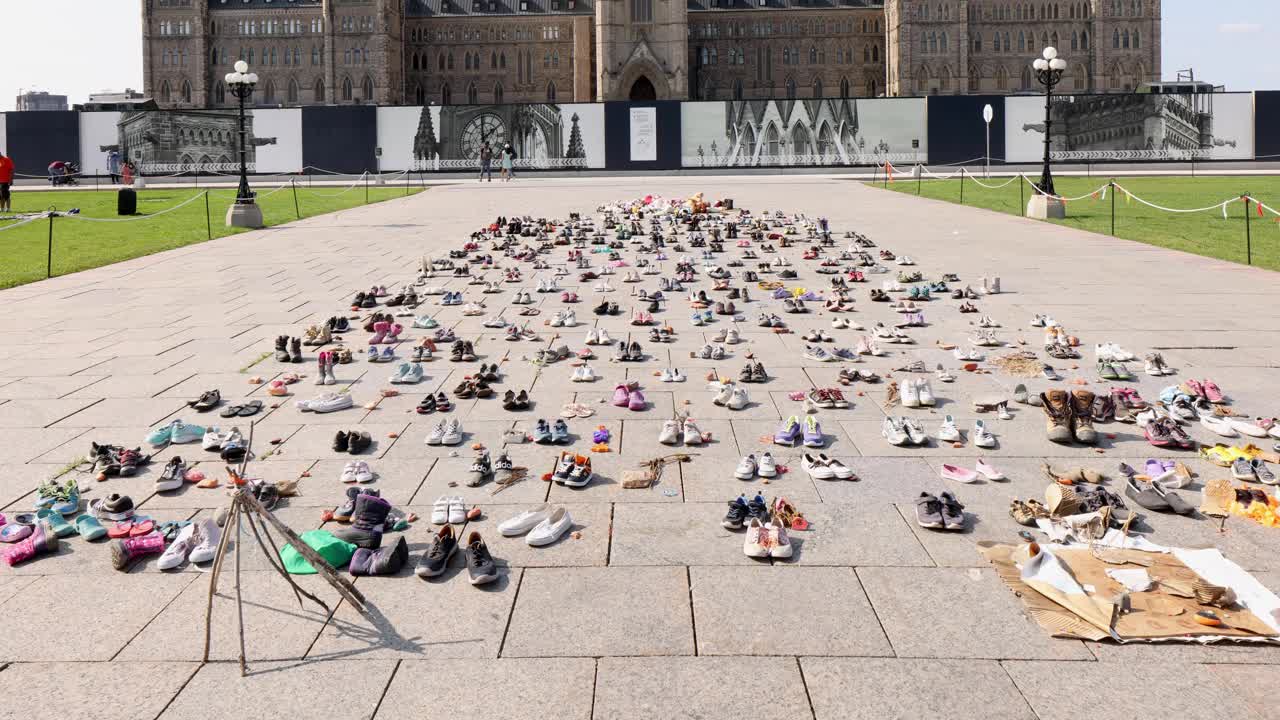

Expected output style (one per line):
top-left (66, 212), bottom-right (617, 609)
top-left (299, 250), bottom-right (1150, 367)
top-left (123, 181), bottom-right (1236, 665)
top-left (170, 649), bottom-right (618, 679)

top-left (347, 430), bottom-right (372, 455)
top-left (333, 430), bottom-right (350, 453)
top-left (722, 495), bottom-right (749, 529)
top-left (465, 531), bottom-right (499, 585)
top-left (416, 525), bottom-right (458, 577)
top-left (746, 493), bottom-right (770, 523)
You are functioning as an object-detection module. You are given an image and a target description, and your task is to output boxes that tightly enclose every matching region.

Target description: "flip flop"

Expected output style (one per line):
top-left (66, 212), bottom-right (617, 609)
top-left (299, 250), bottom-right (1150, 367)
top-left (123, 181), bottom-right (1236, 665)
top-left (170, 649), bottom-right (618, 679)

top-left (108, 521), bottom-right (134, 538)
top-left (129, 519), bottom-right (155, 537)
top-left (236, 400), bottom-right (263, 417)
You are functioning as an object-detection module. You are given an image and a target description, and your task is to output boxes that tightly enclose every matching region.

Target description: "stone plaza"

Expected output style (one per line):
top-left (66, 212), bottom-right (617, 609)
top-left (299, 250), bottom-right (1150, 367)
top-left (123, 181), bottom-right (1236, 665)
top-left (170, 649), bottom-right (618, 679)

top-left (1, 175), bottom-right (1278, 719)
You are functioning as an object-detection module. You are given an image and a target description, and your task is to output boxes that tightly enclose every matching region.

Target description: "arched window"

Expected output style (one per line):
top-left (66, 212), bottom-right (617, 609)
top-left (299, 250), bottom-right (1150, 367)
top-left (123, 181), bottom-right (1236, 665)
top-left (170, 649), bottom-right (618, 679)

top-left (262, 80), bottom-right (275, 104)
top-left (160, 80), bottom-right (171, 103)
top-left (415, 84), bottom-right (426, 105)
top-left (1081, 30), bottom-right (1089, 49)
top-left (1018, 31), bottom-right (1026, 52)
top-left (211, 47), bottom-right (218, 64)
top-left (812, 78), bottom-right (823, 98)
top-left (314, 78), bottom-right (325, 102)
top-left (467, 83), bottom-right (477, 104)
top-left (439, 53), bottom-right (446, 71)
top-left (465, 53), bottom-right (471, 71)
top-left (341, 76), bottom-right (353, 102)
top-left (412, 54), bottom-right (420, 70)
top-left (287, 79), bottom-right (299, 104)
top-left (840, 76), bottom-right (850, 97)
top-left (491, 52), bottom-right (498, 69)
top-left (941, 32), bottom-right (948, 52)
top-left (493, 83), bottom-right (503, 104)
top-left (214, 82), bottom-right (226, 104)
top-left (733, 78), bottom-right (744, 100)
top-left (872, 45), bottom-right (879, 62)
top-left (546, 81), bottom-right (556, 101)
top-left (181, 80), bottom-right (192, 104)
top-left (441, 83), bottom-right (451, 105)
top-left (1021, 65), bottom-right (1032, 90)
top-left (1113, 29), bottom-right (1120, 48)
top-left (552, 50), bottom-right (559, 68)
top-left (500, 53), bottom-right (506, 69)
top-left (785, 76), bottom-right (796, 99)
top-left (1122, 30), bottom-right (1130, 48)
top-left (1071, 31), bottom-right (1078, 50)
top-left (1003, 32), bottom-right (1010, 52)
top-left (362, 76), bottom-right (374, 102)
top-left (448, 53), bottom-right (454, 70)
top-left (1133, 30), bottom-right (1140, 49)
top-left (809, 47), bottom-right (817, 64)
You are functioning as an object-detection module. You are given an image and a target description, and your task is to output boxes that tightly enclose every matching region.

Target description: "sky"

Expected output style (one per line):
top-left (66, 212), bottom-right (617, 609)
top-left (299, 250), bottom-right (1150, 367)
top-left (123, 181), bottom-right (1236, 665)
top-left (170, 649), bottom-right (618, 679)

top-left (0, 0), bottom-right (1277, 111)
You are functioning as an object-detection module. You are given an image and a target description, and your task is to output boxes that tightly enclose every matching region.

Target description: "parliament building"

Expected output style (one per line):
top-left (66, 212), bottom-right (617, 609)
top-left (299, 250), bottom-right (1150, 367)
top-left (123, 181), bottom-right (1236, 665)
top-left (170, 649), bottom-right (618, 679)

top-left (142, 0), bottom-right (1160, 107)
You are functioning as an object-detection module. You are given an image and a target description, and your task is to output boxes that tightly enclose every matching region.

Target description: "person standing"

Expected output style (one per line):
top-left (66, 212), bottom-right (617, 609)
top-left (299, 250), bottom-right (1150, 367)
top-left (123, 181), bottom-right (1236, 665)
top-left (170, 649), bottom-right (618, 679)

top-left (501, 142), bottom-right (516, 182)
top-left (107, 149), bottom-right (122, 185)
top-left (0, 150), bottom-right (13, 212)
top-left (478, 141), bottom-right (493, 182)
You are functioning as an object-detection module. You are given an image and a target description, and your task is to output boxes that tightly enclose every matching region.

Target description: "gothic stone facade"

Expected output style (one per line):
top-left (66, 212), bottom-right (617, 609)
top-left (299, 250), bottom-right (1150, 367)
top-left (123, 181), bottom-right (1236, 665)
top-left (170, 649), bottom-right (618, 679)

top-left (142, 0), bottom-right (1160, 107)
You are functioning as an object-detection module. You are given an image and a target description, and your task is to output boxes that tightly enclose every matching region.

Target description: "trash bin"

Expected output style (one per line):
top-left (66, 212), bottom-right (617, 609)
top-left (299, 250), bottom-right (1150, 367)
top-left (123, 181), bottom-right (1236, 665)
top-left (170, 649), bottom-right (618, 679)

top-left (117, 188), bottom-right (137, 216)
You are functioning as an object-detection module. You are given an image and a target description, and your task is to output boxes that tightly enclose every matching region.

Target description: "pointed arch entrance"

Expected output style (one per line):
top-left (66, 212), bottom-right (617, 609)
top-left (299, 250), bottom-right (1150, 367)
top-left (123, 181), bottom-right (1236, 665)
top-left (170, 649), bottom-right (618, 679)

top-left (629, 76), bottom-right (657, 101)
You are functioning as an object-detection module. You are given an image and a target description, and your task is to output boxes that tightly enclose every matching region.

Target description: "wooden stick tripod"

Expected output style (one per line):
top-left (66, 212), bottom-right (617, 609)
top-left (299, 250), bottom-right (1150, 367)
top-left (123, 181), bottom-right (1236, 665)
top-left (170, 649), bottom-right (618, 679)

top-left (201, 421), bottom-right (373, 676)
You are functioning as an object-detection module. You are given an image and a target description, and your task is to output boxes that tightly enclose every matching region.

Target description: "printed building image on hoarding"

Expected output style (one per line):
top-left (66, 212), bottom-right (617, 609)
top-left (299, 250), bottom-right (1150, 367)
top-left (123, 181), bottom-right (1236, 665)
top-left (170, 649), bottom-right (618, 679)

top-left (411, 104), bottom-right (587, 171)
top-left (115, 109), bottom-right (276, 174)
top-left (681, 98), bottom-right (926, 168)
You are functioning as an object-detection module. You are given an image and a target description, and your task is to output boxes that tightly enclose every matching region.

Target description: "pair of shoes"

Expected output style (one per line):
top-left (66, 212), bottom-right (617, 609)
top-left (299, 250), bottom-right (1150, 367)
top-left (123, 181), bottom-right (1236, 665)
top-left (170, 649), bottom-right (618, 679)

top-left (388, 361), bottom-right (425, 384)
top-left (333, 430), bottom-right (373, 454)
top-left (552, 452), bottom-right (594, 487)
top-left (775, 415), bottom-right (823, 447)
top-left (1041, 389), bottom-right (1098, 445)
top-left (571, 365), bottom-right (597, 382)
top-left (738, 361), bottom-right (768, 383)
top-left (712, 382), bottom-right (750, 410)
top-left (900, 379), bottom-right (936, 407)
top-left (425, 418), bottom-right (464, 445)
top-left (415, 392), bottom-right (451, 414)
top-left (916, 492), bottom-right (965, 530)
top-left (584, 327), bottom-right (614, 345)
top-left (340, 460), bottom-right (375, 483)
top-left (659, 416), bottom-right (705, 445)
top-left (743, 518), bottom-right (793, 558)
top-left (939, 459), bottom-right (1004, 483)
top-left (502, 389), bottom-right (531, 410)
top-left (611, 383), bottom-right (646, 411)
top-left (532, 418), bottom-right (571, 444)
top-left (498, 504), bottom-right (574, 546)
top-left (882, 416), bottom-right (927, 446)
top-left (658, 367), bottom-right (686, 382)
top-left (613, 340), bottom-right (644, 362)
top-left (722, 493), bottom-right (770, 528)
top-left (800, 452), bottom-right (856, 480)
top-left (414, 526), bottom-right (499, 585)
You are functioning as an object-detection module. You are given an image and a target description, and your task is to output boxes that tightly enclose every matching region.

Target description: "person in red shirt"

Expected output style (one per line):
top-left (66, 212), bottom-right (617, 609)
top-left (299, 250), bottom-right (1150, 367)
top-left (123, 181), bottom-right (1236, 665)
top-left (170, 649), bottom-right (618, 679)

top-left (0, 150), bottom-right (14, 212)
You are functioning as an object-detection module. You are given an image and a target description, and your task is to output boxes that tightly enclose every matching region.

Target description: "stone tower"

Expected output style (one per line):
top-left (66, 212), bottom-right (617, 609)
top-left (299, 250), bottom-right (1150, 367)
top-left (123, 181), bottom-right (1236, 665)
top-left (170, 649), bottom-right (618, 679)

top-left (594, 0), bottom-right (688, 100)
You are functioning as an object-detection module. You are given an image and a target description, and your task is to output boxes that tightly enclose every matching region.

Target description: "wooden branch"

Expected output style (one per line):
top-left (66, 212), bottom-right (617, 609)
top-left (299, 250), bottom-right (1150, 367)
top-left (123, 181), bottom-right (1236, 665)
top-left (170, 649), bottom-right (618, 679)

top-left (243, 509), bottom-right (329, 614)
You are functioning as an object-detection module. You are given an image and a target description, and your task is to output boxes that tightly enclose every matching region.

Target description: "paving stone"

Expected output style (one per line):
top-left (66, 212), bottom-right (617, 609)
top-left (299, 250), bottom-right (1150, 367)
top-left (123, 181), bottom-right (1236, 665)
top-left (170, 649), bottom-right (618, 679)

top-left (503, 567), bottom-right (694, 657)
top-left (0, 661), bottom-right (198, 720)
top-left (376, 658), bottom-right (595, 720)
top-left (158, 659), bottom-right (397, 720)
top-left (609, 502), bottom-right (769, 566)
top-left (857, 567), bottom-right (1092, 660)
top-left (1004, 660), bottom-right (1263, 720)
top-left (593, 657), bottom-right (810, 720)
top-left (774, 502), bottom-right (935, 567)
top-left (801, 658), bottom-right (1036, 720)
top-left (691, 566), bottom-right (892, 656)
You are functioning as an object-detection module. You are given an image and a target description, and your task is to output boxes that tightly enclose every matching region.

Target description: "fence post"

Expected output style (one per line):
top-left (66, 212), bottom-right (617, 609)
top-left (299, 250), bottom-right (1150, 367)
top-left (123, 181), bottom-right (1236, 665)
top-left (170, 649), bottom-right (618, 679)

top-left (46, 208), bottom-right (55, 279)
top-left (959, 168), bottom-right (965, 205)
top-left (1018, 173), bottom-right (1024, 212)
top-left (365, 172), bottom-right (370, 205)
top-left (1109, 180), bottom-right (1115, 236)
top-left (1243, 194), bottom-right (1253, 266)
top-left (205, 191), bottom-right (212, 240)
top-left (917, 165), bottom-right (922, 195)
top-left (292, 179), bottom-right (301, 220)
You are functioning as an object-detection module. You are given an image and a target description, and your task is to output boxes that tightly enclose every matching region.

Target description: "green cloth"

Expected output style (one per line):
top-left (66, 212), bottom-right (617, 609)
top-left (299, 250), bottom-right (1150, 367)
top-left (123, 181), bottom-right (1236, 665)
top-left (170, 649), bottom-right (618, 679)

top-left (279, 530), bottom-right (356, 575)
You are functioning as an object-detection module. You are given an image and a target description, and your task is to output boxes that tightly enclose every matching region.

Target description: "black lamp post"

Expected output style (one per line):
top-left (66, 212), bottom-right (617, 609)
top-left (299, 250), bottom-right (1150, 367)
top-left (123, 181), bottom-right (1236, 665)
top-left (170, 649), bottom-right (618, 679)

top-left (225, 61), bottom-right (259, 204)
top-left (1032, 47), bottom-right (1067, 196)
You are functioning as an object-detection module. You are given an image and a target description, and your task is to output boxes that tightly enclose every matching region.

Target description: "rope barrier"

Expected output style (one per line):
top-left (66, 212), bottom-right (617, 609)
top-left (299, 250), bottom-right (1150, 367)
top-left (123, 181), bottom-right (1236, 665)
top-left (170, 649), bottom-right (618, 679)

top-left (0, 214), bottom-right (46, 232)
top-left (61, 191), bottom-right (209, 223)
top-left (295, 172), bottom-right (369, 198)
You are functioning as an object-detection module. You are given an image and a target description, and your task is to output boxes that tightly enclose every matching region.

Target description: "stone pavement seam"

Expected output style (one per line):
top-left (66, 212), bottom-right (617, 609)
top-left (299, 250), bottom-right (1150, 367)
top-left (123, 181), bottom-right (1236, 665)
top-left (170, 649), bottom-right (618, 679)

top-left (146, 660), bottom-right (203, 720)
top-left (854, 567), bottom-right (900, 659)
top-left (892, 503), bottom-right (943, 568)
top-left (687, 565), bottom-right (700, 656)
top-left (793, 655), bottom-right (820, 720)
top-left (368, 658), bottom-right (404, 720)
top-left (110, 564), bottom-right (204, 663)
top-left (997, 660), bottom-right (1051, 720)
top-left (495, 567), bottom-right (527, 658)
top-left (45, 398), bottom-right (105, 428)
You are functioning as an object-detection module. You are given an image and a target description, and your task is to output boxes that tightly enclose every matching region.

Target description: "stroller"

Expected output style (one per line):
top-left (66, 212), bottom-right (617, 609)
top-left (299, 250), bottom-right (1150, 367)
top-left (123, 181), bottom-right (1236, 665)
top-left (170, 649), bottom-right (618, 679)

top-left (48, 161), bottom-right (80, 187)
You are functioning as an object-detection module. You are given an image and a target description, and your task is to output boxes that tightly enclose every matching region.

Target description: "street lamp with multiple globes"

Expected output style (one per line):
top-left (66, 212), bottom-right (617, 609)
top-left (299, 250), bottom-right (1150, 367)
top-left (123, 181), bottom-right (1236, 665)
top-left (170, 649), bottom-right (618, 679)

top-left (223, 60), bottom-right (264, 227)
top-left (1032, 47), bottom-right (1068, 196)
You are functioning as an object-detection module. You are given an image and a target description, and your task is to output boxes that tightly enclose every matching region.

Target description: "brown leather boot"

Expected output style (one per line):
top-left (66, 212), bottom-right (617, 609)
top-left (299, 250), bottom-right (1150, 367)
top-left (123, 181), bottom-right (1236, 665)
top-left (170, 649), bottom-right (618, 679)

top-left (1041, 390), bottom-right (1074, 444)
top-left (1071, 390), bottom-right (1098, 444)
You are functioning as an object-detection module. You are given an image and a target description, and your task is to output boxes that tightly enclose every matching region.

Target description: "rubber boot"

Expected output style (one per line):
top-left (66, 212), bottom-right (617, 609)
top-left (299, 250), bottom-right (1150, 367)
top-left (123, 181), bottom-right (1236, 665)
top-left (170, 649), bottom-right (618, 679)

top-left (110, 531), bottom-right (165, 571)
top-left (332, 494), bottom-right (390, 549)
top-left (5, 520), bottom-right (59, 566)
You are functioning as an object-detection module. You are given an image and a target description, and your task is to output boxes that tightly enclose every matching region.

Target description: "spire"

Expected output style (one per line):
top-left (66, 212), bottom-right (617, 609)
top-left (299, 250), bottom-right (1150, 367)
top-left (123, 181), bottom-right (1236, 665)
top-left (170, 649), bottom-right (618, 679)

top-left (565, 112), bottom-right (585, 158)
top-left (414, 106), bottom-right (439, 166)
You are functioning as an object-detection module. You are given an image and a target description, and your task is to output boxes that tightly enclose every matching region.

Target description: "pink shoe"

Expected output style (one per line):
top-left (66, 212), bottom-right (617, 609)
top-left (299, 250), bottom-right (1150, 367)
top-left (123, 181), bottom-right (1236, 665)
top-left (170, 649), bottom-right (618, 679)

top-left (369, 321), bottom-right (389, 344)
top-left (1202, 380), bottom-right (1224, 404)
top-left (612, 384), bottom-right (631, 407)
top-left (110, 531), bottom-right (165, 571)
top-left (940, 464), bottom-right (979, 483)
top-left (627, 389), bottom-right (646, 411)
top-left (974, 458), bottom-right (1004, 480)
top-left (1183, 379), bottom-right (1205, 397)
top-left (5, 520), bottom-right (58, 566)
top-left (385, 323), bottom-right (404, 341)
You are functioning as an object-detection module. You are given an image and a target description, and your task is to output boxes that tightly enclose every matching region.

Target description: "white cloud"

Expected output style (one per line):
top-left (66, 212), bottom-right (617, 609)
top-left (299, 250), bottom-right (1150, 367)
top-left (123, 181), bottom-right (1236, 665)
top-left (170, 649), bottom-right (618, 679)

top-left (1218, 23), bottom-right (1263, 34)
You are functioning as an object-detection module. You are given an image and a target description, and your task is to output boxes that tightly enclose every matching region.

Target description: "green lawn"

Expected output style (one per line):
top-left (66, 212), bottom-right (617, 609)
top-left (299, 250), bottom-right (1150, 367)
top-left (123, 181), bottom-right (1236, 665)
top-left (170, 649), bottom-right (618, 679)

top-left (0, 183), bottom-right (424, 288)
top-left (873, 174), bottom-right (1280, 271)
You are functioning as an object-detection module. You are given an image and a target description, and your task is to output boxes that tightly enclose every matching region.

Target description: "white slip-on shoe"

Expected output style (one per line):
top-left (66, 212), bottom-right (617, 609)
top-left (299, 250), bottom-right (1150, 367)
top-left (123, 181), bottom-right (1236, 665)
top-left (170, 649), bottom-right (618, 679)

top-left (527, 506), bottom-right (573, 546)
top-left (499, 504), bottom-right (553, 536)
top-left (1200, 415), bottom-right (1238, 437)
top-left (916, 379), bottom-right (936, 406)
top-left (975, 458), bottom-right (1004, 480)
top-left (802, 452), bottom-right (835, 480)
top-left (187, 519), bottom-right (221, 564)
top-left (902, 418), bottom-right (927, 446)
top-left (743, 518), bottom-right (770, 558)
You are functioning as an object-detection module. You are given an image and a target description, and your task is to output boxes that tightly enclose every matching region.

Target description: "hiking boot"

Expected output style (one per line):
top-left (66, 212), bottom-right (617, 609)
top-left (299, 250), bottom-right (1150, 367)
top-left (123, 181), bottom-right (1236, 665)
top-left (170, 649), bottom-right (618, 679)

top-left (332, 493), bottom-right (391, 549)
top-left (4, 520), bottom-right (59, 566)
top-left (289, 337), bottom-right (303, 363)
top-left (350, 535), bottom-right (409, 576)
top-left (274, 335), bottom-right (291, 362)
top-left (415, 525), bottom-right (457, 578)
top-left (110, 531), bottom-right (164, 571)
top-left (465, 531), bottom-right (499, 585)
top-left (1070, 390), bottom-right (1098, 445)
top-left (1041, 390), bottom-right (1074, 444)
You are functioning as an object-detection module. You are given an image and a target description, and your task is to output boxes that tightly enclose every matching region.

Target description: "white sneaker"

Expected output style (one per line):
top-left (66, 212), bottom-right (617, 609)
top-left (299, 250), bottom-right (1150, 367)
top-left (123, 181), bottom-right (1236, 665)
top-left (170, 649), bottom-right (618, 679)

top-left (448, 496), bottom-right (466, 524)
top-left (187, 519), bottom-right (221, 564)
top-left (441, 418), bottom-right (463, 445)
top-left (659, 368), bottom-right (674, 382)
top-left (596, 329), bottom-right (613, 345)
top-left (431, 495), bottom-right (450, 524)
top-left (658, 419), bottom-right (680, 445)
top-left (937, 415), bottom-right (961, 442)
top-left (916, 379), bottom-right (935, 406)
top-left (757, 452), bottom-right (778, 477)
top-left (882, 417), bottom-right (909, 446)
top-left (425, 420), bottom-right (446, 445)
top-left (728, 386), bottom-right (749, 410)
top-left (670, 368), bottom-right (685, 382)
top-left (902, 418), bottom-right (927, 446)
top-left (802, 452), bottom-right (835, 480)
top-left (972, 420), bottom-right (997, 449)
top-left (527, 506), bottom-right (573, 546)
top-left (725, 328), bottom-right (740, 344)
top-left (562, 310), bottom-right (577, 327)
top-left (682, 419), bottom-right (704, 445)
top-left (156, 523), bottom-right (196, 570)
top-left (340, 461), bottom-right (358, 483)
top-left (734, 454), bottom-right (757, 479)
top-left (499, 503), bottom-right (553, 536)
top-left (901, 380), bottom-right (921, 408)
top-left (743, 518), bottom-right (770, 557)
top-left (579, 365), bottom-right (596, 382)
top-left (353, 461), bottom-right (374, 483)
top-left (712, 383), bottom-right (734, 406)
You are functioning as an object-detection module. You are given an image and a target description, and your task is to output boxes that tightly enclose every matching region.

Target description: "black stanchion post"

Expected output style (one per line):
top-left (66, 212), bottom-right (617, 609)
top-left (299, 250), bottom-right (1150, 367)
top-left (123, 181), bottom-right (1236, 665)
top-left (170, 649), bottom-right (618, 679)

top-left (959, 168), bottom-right (965, 205)
top-left (917, 166), bottom-right (922, 195)
top-left (47, 208), bottom-right (55, 279)
top-left (1019, 173), bottom-right (1025, 212)
top-left (1110, 180), bottom-right (1115, 236)
top-left (365, 172), bottom-right (369, 204)
top-left (205, 191), bottom-right (212, 240)
top-left (1244, 194), bottom-right (1253, 266)
top-left (292, 179), bottom-right (301, 219)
